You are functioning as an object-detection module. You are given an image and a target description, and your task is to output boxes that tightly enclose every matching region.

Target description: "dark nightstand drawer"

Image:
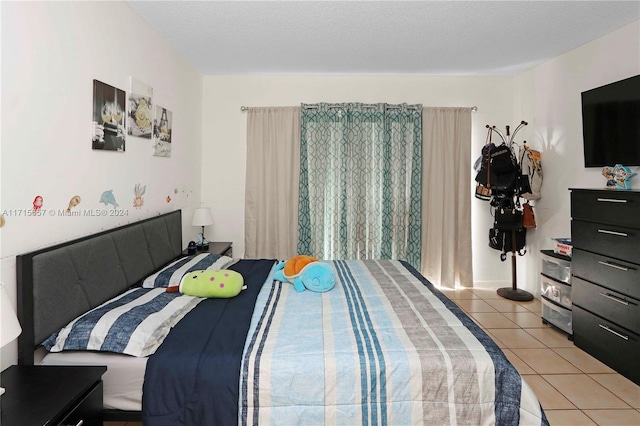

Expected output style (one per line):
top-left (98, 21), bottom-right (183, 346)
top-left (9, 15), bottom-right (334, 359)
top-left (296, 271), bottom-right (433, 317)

top-left (573, 305), bottom-right (640, 385)
top-left (57, 381), bottom-right (103, 426)
top-left (572, 248), bottom-right (640, 299)
top-left (571, 190), bottom-right (640, 228)
top-left (0, 365), bottom-right (106, 426)
top-left (571, 220), bottom-right (640, 264)
top-left (572, 276), bottom-right (640, 332)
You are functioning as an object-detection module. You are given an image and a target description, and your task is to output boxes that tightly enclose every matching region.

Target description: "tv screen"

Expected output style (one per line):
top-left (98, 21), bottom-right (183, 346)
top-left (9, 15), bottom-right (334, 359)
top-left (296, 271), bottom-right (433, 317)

top-left (581, 74), bottom-right (640, 167)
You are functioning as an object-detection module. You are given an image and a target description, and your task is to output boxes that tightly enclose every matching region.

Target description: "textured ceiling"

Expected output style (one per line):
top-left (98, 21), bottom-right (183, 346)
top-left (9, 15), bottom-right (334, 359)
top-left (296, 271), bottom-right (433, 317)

top-left (125, 1), bottom-right (640, 76)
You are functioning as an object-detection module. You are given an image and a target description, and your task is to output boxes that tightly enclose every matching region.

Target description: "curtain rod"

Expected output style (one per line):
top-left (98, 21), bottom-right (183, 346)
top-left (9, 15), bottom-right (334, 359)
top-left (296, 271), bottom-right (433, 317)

top-left (241, 105), bottom-right (478, 112)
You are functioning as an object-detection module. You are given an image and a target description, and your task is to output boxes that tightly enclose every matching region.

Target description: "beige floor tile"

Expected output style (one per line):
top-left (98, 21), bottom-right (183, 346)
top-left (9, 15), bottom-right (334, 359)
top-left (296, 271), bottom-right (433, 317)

top-left (522, 375), bottom-right (576, 410)
top-left (542, 374), bottom-right (630, 409)
top-left (484, 298), bottom-right (531, 313)
top-left (522, 298), bottom-right (543, 314)
top-left (484, 330), bottom-right (507, 348)
top-left (511, 348), bottom-right (582, 374)
top-left (502, 349), bottom-right (536, 374)
top-left (471, 288), bottom-right (503, 299)
top-left (501, 311), bottom-right (546, 328)
top-left (467, 312), bottom-right (519, 329)
top-left (589, 374), bottom-right (640, 408)
top-left (487, 328), bottom-right (546, 349)
top-left (553, 347), bottom-right (616, 374)
top-left (583, 409), bottom-right (640, 425)
top-left (439, 288), bottom-right (480, 300)
top-left (453, 298), bottom-right (497, 313)
top-left (525, 327), bottom-right (574, 348)
top-left (544, 409), bottom-right (597, 425)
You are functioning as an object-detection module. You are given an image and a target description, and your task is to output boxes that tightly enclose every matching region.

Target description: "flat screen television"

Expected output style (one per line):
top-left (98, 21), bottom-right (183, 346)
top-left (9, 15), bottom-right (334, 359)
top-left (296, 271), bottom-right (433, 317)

top-left (581, 74), bottom-right (640, 167)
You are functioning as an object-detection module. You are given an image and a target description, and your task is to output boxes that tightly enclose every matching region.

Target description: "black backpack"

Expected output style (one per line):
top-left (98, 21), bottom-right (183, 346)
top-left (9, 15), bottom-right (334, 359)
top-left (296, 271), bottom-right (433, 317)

top-left (475, 143), bottom-right (519, 194)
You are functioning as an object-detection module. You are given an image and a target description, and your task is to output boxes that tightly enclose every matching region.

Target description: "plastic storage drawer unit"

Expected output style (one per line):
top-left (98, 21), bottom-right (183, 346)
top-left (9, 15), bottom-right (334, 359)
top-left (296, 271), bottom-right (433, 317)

top-left (541, 250), bottom-right (571, 284)
top-left (542, 298), bottom-right (572, 335)
top-left (541, 275), bottom-right (572, 309)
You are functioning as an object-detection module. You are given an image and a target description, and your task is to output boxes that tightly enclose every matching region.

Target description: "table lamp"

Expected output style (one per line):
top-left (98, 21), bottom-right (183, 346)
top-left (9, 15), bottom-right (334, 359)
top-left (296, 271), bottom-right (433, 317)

top-left (1, 282), bottom-right (22, 396)
top-left (192, 207), bottom-right (214, 250)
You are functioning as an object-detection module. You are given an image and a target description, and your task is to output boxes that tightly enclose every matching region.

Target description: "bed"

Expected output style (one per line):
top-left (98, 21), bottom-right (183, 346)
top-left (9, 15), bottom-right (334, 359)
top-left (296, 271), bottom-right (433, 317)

top-left (17, 210), bottom-right (549, 425)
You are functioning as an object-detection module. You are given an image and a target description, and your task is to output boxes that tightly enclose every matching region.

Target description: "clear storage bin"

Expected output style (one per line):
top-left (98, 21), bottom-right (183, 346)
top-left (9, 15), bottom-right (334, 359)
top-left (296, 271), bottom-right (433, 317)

top-left (542, 298), bottom-right (572, 335)
top-left (541, 251), bottom-right (571, 284)
top-left (541, 275), bottom-right (572, 309)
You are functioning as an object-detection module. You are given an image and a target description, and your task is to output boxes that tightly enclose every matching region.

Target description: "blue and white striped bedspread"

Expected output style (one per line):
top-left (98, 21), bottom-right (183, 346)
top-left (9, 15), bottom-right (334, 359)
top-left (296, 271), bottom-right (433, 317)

top-left (240, 260), bottom-right (548, 426)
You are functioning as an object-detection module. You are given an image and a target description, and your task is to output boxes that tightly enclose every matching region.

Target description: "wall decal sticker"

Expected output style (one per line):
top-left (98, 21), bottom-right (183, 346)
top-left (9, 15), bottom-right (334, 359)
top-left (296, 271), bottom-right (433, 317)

top-left (100, 190), bottom-right (119, 209)
top-left (133, 183), bottom-right (146, 209)
top-left (67, 195), bottom-right (81, 212)
top-left (128, 77), bottom-right (153, 138)
top-left (152, 105), bottom-right (172, 157)
top-left (92, 79), bottom-right (126, 152)
top-left (32, 195), bottom-right (43, 212)
top-left (0, 215), bottom-right (5, 228)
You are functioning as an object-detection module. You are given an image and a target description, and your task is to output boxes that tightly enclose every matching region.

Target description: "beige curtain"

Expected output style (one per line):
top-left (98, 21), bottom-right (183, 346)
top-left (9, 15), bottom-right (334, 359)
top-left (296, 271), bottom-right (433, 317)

top-left (244, 107), bottom-right (301, 259)
top-left (421, 107), bottom-right (473, 288)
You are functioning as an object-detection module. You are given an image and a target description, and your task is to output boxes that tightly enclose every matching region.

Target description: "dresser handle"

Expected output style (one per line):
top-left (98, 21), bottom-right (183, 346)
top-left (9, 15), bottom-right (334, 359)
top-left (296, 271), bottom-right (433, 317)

top-left (597, 198), bottom-right (627, 203)
top-left (598, 260), bottom-right (630, 271)
top-left (597, 229), bottom-right (628, 237)
top-left (598, 324), bottom-right (629, 341)
top-left (599, 292), bottom-right (630, 305)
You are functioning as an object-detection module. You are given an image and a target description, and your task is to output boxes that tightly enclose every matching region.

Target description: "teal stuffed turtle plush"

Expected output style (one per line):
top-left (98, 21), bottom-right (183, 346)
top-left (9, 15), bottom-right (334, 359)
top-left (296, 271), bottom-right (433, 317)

top-left (273, 258), bottom-right (335, 293)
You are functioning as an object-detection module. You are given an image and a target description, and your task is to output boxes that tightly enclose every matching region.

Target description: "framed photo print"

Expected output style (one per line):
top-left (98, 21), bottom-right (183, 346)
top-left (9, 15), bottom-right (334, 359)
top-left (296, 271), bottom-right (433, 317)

top-left (128, 77), bottom-right (153, 138)
top-left (92, 79), bottom-right (126, 152)
top-left (153, 105), bottom-right (172, 157)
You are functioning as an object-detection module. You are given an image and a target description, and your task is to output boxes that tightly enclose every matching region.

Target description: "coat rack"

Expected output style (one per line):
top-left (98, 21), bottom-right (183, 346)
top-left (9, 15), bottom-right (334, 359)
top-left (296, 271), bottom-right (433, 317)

top-left (486, 122), bottom-right (534, 302)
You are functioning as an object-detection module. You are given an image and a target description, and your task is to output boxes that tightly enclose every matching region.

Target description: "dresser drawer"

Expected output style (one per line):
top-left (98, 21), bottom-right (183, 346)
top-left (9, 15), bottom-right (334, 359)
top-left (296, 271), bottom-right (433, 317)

top-left (572, 277), bottom-right (640, 332)
top-left (571, 220), bottom-right (640, 264)
top-left (571, 190), bottom-right (640, 228)
top-left (573, 306), bottom-right (640, 385)
top-left (541, 274), bottom-right (572, 309)
top-left (572, 248), bottom-right (640, 300)
top-left (541, 251), bottom-right (571, 284)
top-left (541, 298), bottom-right (572, 334)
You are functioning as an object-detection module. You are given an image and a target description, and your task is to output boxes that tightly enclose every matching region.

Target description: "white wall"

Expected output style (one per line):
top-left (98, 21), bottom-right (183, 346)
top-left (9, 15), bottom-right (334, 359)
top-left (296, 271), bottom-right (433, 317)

top-left (0, 2), bottom-right (203, 369)
top-left (201, 75), bottom-right (521, 287)
top-left (515, 20), bottom-right (640, 297)
top-left (201, 20), bottom-right (640, 296)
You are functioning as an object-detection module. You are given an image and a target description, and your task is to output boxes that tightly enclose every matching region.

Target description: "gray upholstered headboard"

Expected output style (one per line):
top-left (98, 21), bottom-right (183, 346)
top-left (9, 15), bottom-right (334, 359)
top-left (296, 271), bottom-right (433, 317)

top-left (16, 210), bottom-right (183, 365)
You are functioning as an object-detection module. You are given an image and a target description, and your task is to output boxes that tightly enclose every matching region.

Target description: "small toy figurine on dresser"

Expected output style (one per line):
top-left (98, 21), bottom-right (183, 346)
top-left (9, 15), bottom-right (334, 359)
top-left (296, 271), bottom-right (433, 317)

top-left (602, 164), bottom-right (638, 190)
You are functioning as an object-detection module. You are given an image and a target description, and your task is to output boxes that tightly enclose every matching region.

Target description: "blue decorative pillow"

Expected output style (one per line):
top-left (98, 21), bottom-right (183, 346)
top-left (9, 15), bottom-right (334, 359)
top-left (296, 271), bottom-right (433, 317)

top-left (141, 253), bottom-right (228, 289)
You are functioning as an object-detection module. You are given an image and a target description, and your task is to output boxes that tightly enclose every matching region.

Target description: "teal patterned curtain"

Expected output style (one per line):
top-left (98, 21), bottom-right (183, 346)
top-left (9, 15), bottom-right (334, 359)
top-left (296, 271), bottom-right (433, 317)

top-left (298, 103), bottom-right (422, 268)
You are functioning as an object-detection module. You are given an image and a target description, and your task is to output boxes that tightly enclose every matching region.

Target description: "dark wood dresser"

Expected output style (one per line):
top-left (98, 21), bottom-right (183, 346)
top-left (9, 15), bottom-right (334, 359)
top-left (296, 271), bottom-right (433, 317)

top-left (570, 188), bottom-right (640, 385)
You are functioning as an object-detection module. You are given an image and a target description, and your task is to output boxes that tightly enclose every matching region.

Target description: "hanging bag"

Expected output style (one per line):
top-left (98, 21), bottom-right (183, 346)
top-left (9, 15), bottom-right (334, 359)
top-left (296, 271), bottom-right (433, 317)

top-left (523, 202), bottom-right (536, 229)
top-left (475, 128), bottom-right (493, 201)
top-left (519, 145), bottom-right (543, 200)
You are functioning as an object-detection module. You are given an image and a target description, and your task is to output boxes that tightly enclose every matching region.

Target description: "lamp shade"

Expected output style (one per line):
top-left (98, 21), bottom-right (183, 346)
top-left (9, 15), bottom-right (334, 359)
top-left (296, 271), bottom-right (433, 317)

top-left (192, 208), bottom-right (214, 227)
top-left (1, 282), bottom-right (22, 347)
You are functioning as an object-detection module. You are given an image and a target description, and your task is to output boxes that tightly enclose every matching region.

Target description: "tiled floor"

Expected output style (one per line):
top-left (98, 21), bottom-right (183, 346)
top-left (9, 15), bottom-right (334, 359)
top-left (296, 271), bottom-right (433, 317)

top-left (106, 287), bottom-right (640, 426)
top-left (440, 287), bottom-right (640, 426)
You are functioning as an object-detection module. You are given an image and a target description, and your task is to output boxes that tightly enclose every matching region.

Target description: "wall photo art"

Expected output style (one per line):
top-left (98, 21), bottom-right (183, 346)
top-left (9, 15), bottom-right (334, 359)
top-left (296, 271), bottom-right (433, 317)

top-left (153, 105), bottom-right (172, 157)
top-left (92, 79), bottom-right (126, 152)
top-left (128, 77), bottom-right (153, 138)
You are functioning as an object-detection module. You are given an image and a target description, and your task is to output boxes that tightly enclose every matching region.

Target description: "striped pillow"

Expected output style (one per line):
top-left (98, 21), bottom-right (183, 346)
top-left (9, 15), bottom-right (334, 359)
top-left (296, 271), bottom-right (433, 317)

top-left (42, 288), bottom-right (202, 357)
top-left (141, 253), bottom-right (232, 289)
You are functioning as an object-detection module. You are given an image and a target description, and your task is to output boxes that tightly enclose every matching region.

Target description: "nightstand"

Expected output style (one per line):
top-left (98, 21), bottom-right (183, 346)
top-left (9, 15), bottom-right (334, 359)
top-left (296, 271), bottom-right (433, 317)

top-left (184, 241), bottom-right (233, 257)
top-left (0, 365), bottom-right (106, 426)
